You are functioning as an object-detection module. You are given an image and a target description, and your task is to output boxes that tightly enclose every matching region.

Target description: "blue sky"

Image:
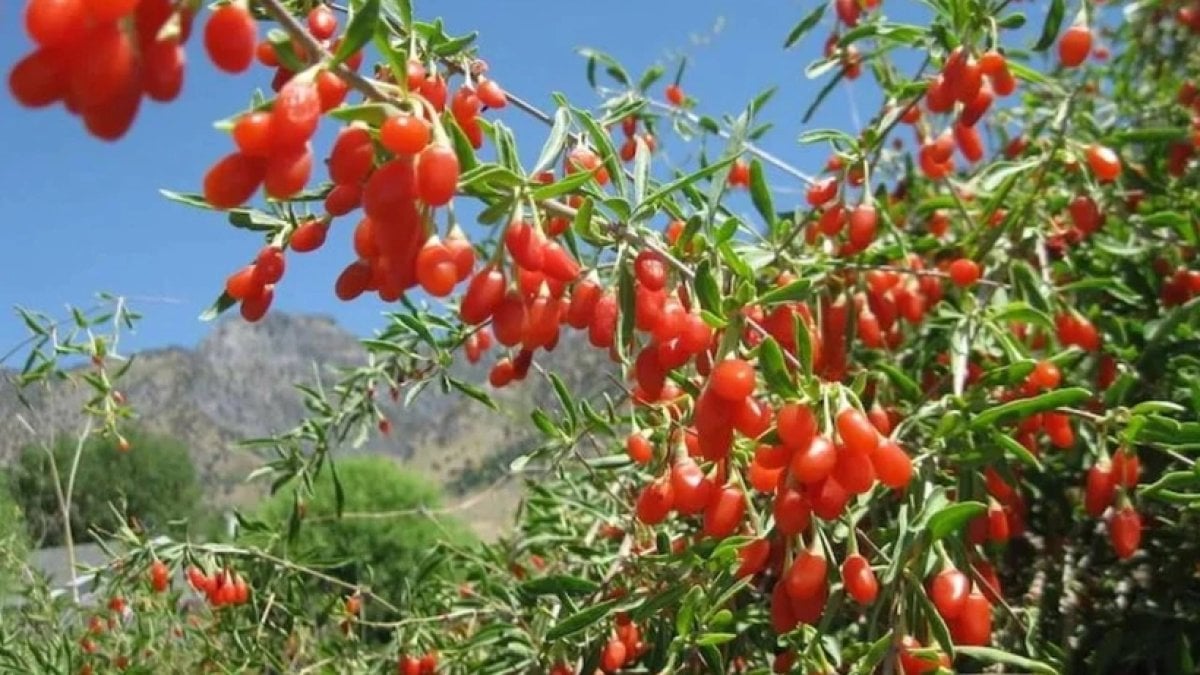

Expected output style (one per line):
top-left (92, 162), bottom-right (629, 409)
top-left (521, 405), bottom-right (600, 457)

top-left (1, 0), bottom-right (1049, 356)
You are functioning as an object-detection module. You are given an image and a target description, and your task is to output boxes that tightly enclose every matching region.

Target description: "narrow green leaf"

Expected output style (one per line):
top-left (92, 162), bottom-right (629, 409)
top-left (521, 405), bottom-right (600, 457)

top-left (546, 600), bottom-right (618, 640)
top-left (718, 242), bottom-right (753, 280)
top-left (926, 501), bottom-right (986, 542)
top-left (618, 256), bottom-right (637, 354)
top-left (955, 647), bottom-right (1057, 675)
top-left (1032, 0), bottom-right (1065, 51)
top-left (802, 68), bottom-right (848, 123)
top-left (1107, 127), bottom-right (1188, 145)
top-left (633, 136), bottom-right (651, 205)
top-left (384, 0), bottom-right (411, 27)
top-left (447, 377), bottom-right (498, 410)
top-left (1009, 261), bottom-right (1052, 314)
top-left (696, 633), bottom-right (737, 646)
top-left (759, 279), bottom-right (812, 306)
top-left (1005, 59), bottom-right (1050, 86)
top-left (877, 363), bottom-right (921, 400)
top-left (530, 171), bottom-right (594, 202)
top-left (970, 387), bottom-right (1092, 429)
top-left (519, 575), bottom-right (599, 596)
top-left (1139, 471), bottom-right (1199, 499)
top-left (638, 64), bottom-right (665, 92)
top-left (573, 108), bottom-right (627, 198)
top-left (798, 128), bottom-right (858, 146)
top-left (332, 0), bottom-right (381, 67)
top-left (549, 373), bottom-right (578, 432)
top-left (199, 292), bottom-right (237, 321)
top-left (912, 575), bottom-right (957, 660)
top-left (998, 13), bottom-right (1026, 29)
top-left (748, 159), bottom-right (774, 228)
top-left (633, 156), bottom-right (736, 220)
top-left (160, 189), bottom-right (213, 210)
top-left (783, 4), bottom-right (827, 48)
top-left (532, 107), bottom-right (570, 176)
top-left (991, 430), bottom-right (1044, 471)
top-left (758, 337), bottom-right (799, 398)
top-left (694, 260), bottom-right (723, 315)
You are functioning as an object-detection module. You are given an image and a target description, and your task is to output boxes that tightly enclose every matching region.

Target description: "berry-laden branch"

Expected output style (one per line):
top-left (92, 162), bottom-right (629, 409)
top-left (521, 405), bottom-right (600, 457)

top-left (9, 0), bottom-right (1200, 673)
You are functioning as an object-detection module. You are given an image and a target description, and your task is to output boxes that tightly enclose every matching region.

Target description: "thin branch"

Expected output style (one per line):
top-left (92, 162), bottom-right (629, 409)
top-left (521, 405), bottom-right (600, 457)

top-left (645, 99), bottom-right (815, 185)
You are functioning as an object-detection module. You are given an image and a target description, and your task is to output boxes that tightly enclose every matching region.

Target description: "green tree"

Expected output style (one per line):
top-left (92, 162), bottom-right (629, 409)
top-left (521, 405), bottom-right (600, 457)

top-left (8, 428), bottom-right (202, 546)
top-left (252, 455), bottom-right (475, 607)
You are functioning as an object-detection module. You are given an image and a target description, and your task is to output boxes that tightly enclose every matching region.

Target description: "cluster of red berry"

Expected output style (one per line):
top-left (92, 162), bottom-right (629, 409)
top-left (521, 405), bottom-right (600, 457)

top-left (186, 565), bottom-right (251, 607)
top-left (397, 650), bottom-right (439, 675)
top-left (10, 0), bottom-right (191, 139)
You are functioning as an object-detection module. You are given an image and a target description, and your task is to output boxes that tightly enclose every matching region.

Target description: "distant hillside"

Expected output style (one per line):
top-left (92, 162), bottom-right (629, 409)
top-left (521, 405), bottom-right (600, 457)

top-left (0, 313), bottom-right (617, 537)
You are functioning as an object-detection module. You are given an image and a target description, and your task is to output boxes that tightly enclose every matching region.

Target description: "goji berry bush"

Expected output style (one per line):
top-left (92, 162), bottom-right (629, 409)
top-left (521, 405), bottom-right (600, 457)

top-left (6, 0), bottom-right (1200, 673)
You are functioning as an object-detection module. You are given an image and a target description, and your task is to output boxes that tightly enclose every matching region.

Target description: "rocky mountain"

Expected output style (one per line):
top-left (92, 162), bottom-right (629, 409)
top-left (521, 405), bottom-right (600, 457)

top-left (0, 313), bottom-right (617, 537)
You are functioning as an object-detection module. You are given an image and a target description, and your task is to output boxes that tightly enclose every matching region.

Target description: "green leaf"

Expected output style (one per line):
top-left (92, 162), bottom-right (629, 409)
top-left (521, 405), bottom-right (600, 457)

top-left (696, 633), bottom-right (737, 646)
top-left (638, 64), bottom-right (665, 92)
top-left (877, 363), bottom-right (921, 400)
top-left (838, 22), bottom-right (925, 47)
top-left (718, 242), bottom-right (753, 280)
top-left (328, 102), bottom-right (391, 126)
top-left (532, 107), bottom-right (570, 176)
top-left (384, 0), bottom-right (411, 27)
top-left (793, 312), bottom-right (813, 378)
top-left (1005, 59), bottom-right (1050, 86)
top-left (759, 279), bottom-right (812, 306)
top-left (758, 337), bottom-right (799, 398)
top-left (973, 158), bottom-right (1040, 192)
top-left (998, 12), bottom-right (1027, 29)
top-left (548, 373), bottom-right (578, 431)
top-left (1032, 0), bottom-right (1065, 51)
top-left (530, 171), bottom-right (594, 202)
top-left (912, 576), bottom-right (957, 660)
top-left (264, 29), bottom-right (307, 72)
top-left (631, 584), bottom-right (688, 622)
top-left (1139, 471), bottom-right (1199, 500)
top-left (545, 599), bottom-right (618, 640)
top-left (633, 136), bottom-right (651, 205)
top-left (1142, 296), bottom-right (1200, 362)
top-left (577, 47), bottom-right (630, 86)
top-left (228, 209), bottom-right (287, 232)
top-left (199, 292), bottom-right (237, 321)
top-left (783, 4), bottom-right (827, 48)
top-left (798, 128), bottom-right (858, 147)
top-left (446, 116), bottom-right (480, 174)
top-left (1009, 261), bottom-right (1052, 314)
top-left (430, 31), bottom-right (478, 58)
top-left (676, 586), bottom-right (703, 636)
top-left (748, 159), bottom-right (774, 229)
top-left (618, 255), bottom-right (637, 354)
top-left (160, 189), bottom-right (213, 211)
top-left (447, 377), bottom-right (498, 410)
top-left (573, 108), bottom-right (627, 198)
top-left (1107, 127), bottom-right (1188, 145)
top-left (970, 387), bottom-right (1092, 430)
top-left (926, 501), bottom-right (986, 542)
top-left (694, 260), bottom-right (723, 315)
top-left (633, 156), bottom-right (736, 221)
top-left (991, 429), bottom-right (1043, 471)
top-left (955, 647), bottom-right (1057, 675)
top-left (518, 575), bottom-right (599, 596)
top-left (332, 0), bottom-right (380, 67)
top-left (989, 301), bottom-right (1052, 330)
top-left (802, 68), bottom-right (848, 123)
top-left (1129, 400), bottom-right (1187, 416)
